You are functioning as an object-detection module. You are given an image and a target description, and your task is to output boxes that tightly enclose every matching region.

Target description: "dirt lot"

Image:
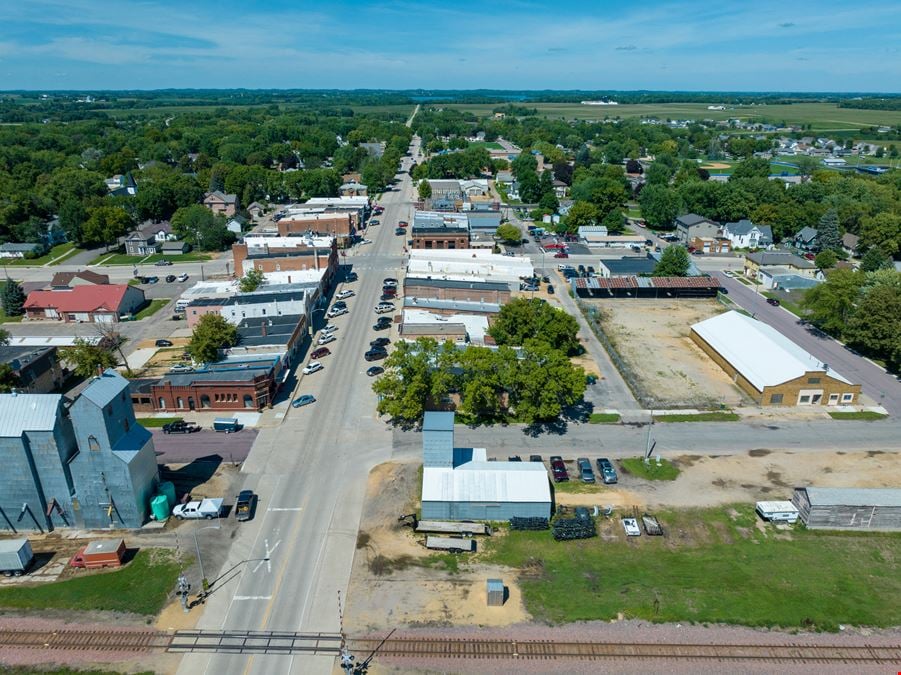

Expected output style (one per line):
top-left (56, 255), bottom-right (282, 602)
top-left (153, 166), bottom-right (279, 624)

top-left (346, 451), bottom-right (901, 634)
top-left (344, 462), bottom-right (530, 633)
top-left (595, 299), bottom-right (747, 407)
top-left (552, 449), bottom-right (901, 510)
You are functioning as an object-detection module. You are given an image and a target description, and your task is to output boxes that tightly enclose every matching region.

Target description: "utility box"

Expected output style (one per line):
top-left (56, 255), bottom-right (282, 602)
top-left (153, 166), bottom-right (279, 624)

top-left (486, 578), bottom-right (505, 607)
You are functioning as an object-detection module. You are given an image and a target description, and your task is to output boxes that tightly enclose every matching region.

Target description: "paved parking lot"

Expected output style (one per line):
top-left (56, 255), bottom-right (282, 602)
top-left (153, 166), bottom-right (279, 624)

top-left (152, 428), bottom-right (258, 464)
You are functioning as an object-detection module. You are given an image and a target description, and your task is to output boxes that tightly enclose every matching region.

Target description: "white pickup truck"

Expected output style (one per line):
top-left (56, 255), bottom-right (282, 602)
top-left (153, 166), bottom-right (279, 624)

top-left (172, 498), bottom-right (223, 520)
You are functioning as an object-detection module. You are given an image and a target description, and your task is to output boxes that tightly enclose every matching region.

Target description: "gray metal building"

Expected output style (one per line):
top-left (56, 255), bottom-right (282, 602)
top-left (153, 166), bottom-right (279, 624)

top-left (420, 412), bottom-right (551, 521)
top-left (792, 487), bottom-right (901, 531)
top-left (0, 370), bottom-right (158, 532)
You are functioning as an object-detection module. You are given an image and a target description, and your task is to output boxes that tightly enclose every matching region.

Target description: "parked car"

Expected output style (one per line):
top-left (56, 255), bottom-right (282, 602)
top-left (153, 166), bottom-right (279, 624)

top-left (155, 260), bottom-right (173, 266)
top-left (337, 290), bottom-right (355, 299)
top-left (508, 455), bottom-right (522, 462)
top-left (366, 366), bottom-right (385, 377)
top-left (169, 364), bottom-right (193, 373)
top-left (292, 394), bottom-right (316, 408)
top-left (345, 272), bottom-right (358, 282)
top-left (302, 361), bottom-right (324, 375)
top-left (373, 319), bottom-right (391, 331)
top-left (155, 339), bottom-right (173, 347)
top-left (383, 278), bottom-right (398, 285)
top-left (360, 238), bottom-right (373, 245)
top-left (374, 303), bottom-right (394, 314)
top-left (369, 219), bottom-right (380, 226)
top-left (554, 251), bottom-right (569, 259)
top-left (577, 457), bottom-right (596, 483)
top-left (146, 276), bottom-right (159, 284)
top-left (547, 284), bottom-right (555, 294)
top-left (177, 273), bottom-right (189, 282)
top-left (310, 347), bottom-right (331, 359)
top-left (767, 297), bottom-right (781, 306)
top-left (395, 228), bottom-right (405, 236)
top-left (327, 307), bottom-right (348, 318)
top-left (332, 301), bottom-right (347, 309)
top-left (317, 334), bottom-right (336, 345)
top-left (165, 274), bottom-right (176, 283)
top-left (321, 324), bottom-right (338, 334)
top-left (380, 293), bottom-right (397, 302)
top-left (234, 490), bottom-right (257, 522)
top-left (550, 456), bottom-right (568, 482)
top-left (364, 348), bottom-right (388, 362)
top-left (370, 337), bottom-right (390, 347)
top-left (213, 418), bottom-right (241, 433)
top-left (529, 455), bottom-right (542, 462)
top-left (398, 220), bottom-right (408, 228)
top-left (597, 458), bottom-right (618, 484)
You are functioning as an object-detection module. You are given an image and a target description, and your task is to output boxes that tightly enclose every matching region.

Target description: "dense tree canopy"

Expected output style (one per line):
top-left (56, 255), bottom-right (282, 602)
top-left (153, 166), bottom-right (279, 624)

top-left (489, 297), bottom-right (581, 354)
top-left (188, 314), bottom-right (239, 363)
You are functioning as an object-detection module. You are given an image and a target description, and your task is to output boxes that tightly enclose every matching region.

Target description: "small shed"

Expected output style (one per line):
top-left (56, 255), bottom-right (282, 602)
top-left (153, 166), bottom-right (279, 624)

top-left (792, 487), bottom-right (901, 531)
top-left (487, 578), bottom-right (505, 606)
top-left (161, 241), bottom-right (190, 254)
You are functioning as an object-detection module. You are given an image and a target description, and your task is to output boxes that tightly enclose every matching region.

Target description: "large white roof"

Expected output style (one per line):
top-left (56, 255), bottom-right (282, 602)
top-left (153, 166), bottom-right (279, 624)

top-left (402, 309), bottom-right (489, 344)
top-left (422, 461), bottom-right (551, 504)
top-left (0, 394), bottom-right (62, 437)
top-left (691, 310), bottom-right (852, 391)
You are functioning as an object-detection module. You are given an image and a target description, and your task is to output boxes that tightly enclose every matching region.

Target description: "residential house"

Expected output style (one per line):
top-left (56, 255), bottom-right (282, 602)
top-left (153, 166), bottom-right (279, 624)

top-left (720, 219), bottom-right (773, 249)
top-left (690, 236), bottom-right (732, 254)
top-left (105, 173), bottom-right (138, 197)
top-left (842, 233), bottom-right (860, 257)
top-left (794, 227), bottom-right (819, 252)
top-left (226, 216), bottom-right (247, 235)
top-left (246, 202), bottom-right (265, 220)
top-left (552, 179), bottom-right (568, 198)
top-left (0, 243), bottom-right (44, 259)
top-left (744, 251), bottom-right (816, 282)
top-left (124, 230), bottom-right (160, 256)
top-left (203, 191), bottom-right (238, 217)
top-left (359, 142), bottom-right (386, 159)
top-left (495, 170), bottom-right (514, 187)
top-left (24, 284), bottom-right (146, 323)
top-left (0, 346), bottom-right (64, 393)
top-left (48, 270), bottom-right (109, 289)
top-left (0, 370), bottom-right (158, 531)
top-left (675, 214), bottom-right (720, 243)
top-left (691, 311), bottom-right (860, 406)
top-left (339, 181), bottom-right (368, 197)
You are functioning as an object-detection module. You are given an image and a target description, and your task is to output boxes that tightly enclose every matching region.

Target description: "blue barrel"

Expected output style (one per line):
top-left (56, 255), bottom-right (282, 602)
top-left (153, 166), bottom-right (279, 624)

top-left (150, 495), bottom-right (170, 521)
top-left (159, 481), bottom-right (177, 507)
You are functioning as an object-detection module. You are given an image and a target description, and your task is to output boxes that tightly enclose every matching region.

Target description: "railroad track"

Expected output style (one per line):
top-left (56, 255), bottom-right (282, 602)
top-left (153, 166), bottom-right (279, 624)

top-left (0, 629), bottom-right (170, 652)
top-left (346, 638), bottom-right (901, 664)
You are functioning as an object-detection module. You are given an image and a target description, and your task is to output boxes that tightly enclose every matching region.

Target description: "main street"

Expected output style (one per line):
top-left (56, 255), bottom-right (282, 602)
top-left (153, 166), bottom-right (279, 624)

top-left (177, 137), bottom-right (421, 675)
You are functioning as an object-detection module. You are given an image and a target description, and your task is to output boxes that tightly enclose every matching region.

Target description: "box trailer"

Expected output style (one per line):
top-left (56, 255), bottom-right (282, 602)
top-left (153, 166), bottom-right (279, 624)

top-left (425, 536), bottom-right (476, 553)
top-left (0, 539), bottom-right (34, 576)
top-left (756, 501), bottom-right (799, 523)
top-left (69, 539), bottom-right (126, 569)
top-left (213, 418), bottom-right (241, 433)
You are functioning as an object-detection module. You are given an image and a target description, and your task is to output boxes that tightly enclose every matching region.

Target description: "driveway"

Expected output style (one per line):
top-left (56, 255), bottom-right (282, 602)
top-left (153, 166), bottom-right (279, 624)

top-left (714, 273), bottom-right (901, 415)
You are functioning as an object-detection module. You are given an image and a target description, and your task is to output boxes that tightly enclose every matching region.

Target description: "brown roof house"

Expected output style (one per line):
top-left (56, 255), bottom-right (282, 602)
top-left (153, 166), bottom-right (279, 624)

top-left (203, 191), bottom-right (238, 217)
top-left (49, 270), bottom-right (110, 289)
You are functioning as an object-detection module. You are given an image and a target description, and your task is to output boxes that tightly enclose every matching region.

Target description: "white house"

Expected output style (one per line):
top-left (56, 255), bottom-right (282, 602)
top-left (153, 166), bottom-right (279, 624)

top-left (720, 219), bottom-right (773, 249)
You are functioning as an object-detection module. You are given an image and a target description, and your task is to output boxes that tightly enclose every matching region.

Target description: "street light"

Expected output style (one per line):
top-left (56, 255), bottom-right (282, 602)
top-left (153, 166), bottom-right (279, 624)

top-left (191, 522), bottom-right (221, 592)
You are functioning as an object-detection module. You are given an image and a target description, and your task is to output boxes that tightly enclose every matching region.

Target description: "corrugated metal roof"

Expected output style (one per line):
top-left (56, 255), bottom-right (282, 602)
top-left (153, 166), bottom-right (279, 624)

top-left (422, 463), bottom-right (551, 503)
top-left (0, 394), bottom-right (62, 437)
top-left (423, 411), bottom-right (455, 433)
top-left (80, 369), bottom-right (128, 408)
top-left (691, 311), bottom-right (852, 391)
top-left (801, 487), bottom-right (901, 508)
top-left (404, 277), bottom-right (509, 292)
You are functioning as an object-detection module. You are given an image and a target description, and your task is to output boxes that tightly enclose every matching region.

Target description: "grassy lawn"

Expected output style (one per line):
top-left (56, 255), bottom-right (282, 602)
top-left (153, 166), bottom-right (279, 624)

top-left (554, 480), bottom-right (607, 494)
top-left (134, 298), bottom-right (170, 320)
top-left (828, 411), bottom-right (889, 421)
top-left (0, 549), bottom-right (182, 616)
top-left (137, 416), bottom-right (183, 428)
top-left (2, 243), bottom-right (79, 266)
top-left (484, 504), bottom-right (901, 629)
top-left (762, 291), bottom-right (807, 318)
top-left (619, 457), bottom-right (680, 481)
top-left (90, 251), bottom-right (212, 266)
top-left (654, 412), bottom-right (740, 422)
top-left (588, 413), bottom-right (621, 424)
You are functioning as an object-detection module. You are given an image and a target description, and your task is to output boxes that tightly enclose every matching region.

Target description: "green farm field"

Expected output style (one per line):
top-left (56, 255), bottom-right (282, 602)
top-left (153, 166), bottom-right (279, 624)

top-left (442, 102), bottom-right (901, 130)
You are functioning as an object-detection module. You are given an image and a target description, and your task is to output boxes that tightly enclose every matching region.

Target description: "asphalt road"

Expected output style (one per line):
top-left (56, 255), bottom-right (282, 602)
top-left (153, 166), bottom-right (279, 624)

top-left (177, 138), bottom-right (420, 675)
top-left (152, 428), bottom-right (258, 464)
top-left (714, 272), bottom-right (901, 415)
top-left (391, 418), bottom-right (901, 460)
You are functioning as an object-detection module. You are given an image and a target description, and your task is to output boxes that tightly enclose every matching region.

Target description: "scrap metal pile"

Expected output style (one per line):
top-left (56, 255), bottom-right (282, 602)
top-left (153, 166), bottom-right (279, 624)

top-left (509, 516), bottom-right (549, 531)
top-left (552, 517), bottom-right (597, 541)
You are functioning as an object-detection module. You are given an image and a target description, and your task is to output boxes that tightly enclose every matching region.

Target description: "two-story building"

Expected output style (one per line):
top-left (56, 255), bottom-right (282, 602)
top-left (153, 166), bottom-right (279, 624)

top-left (675, 213), bottom-right (720, 243)
top-left (411, 211), bottom-right (470, 250)
top-left (720, 219), bottom-right (773, 249)
top-left (203, 190), bottom-right (238, 217)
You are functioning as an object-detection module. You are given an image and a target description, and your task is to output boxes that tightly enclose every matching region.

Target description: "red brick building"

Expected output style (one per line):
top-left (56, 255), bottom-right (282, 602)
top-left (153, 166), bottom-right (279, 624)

top-left (149, 356), bottom-right (282, 412)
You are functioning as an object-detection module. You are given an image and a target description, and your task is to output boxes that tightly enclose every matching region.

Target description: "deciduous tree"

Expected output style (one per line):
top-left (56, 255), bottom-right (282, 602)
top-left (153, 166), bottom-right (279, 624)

top-left (189, 314), bottom-right (239, 364)
top-left (239, 268), bottom-right (265, 293)
top-left (801, 268), bottom-right (863, 337)
top-left (653, 245), bottom-right (691, 276)
top-left (495, 223), bottom-right (522, 245)
top-left (489, 298), bottom-right (580, 354)
top-left (61, 338), bottom-right (118, 378)
top-left (510, 340), bottom-right (586, 423)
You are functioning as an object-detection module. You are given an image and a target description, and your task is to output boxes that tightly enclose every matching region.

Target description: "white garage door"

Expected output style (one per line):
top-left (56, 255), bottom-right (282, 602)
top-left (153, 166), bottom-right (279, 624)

top-left (94, 313), bottom-right (114, 323)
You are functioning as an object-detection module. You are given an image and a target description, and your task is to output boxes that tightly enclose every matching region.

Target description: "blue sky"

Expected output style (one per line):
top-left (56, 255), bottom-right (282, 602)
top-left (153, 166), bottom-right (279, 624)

top-left (0, 0), bottom-right (898, 91)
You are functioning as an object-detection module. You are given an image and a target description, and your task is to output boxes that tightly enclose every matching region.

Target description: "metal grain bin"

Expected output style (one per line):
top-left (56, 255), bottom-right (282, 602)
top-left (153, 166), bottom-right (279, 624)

top-left (487, 578), bottom-right (505, 607)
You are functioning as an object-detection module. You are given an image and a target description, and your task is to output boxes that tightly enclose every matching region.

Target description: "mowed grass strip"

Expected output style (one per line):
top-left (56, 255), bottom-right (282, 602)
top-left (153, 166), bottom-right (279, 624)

top-left (619, 457), bottom-right (680, 481)
top-left (134, 298), bottom-right (170, 320)
top-left (828, 411), bottom-right (889, 421)
top-left (589, 413), bottom-right (621, 424)
top-left (0, 549), bottom-right (182, 615)
top-left (137, 416), bottom-right (183, 428)
top-left (485, 505), bottom-right (901, 629)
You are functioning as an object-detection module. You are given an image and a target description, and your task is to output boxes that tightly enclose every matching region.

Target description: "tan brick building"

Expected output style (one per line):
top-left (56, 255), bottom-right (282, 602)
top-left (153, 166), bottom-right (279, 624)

top-left (277, 213), bottom-right (356, 243)
top-left (411, 211), bottom-right (469, 250)
top-left (691, 311), bottom-right (860, 406)
top-left (232, 239), bottom-right (338, 282)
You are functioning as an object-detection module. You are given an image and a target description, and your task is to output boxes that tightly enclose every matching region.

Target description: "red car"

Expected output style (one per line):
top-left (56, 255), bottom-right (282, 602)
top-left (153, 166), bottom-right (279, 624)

top-left (397, 220), bottom-right (408, 228)
top-left (803, 252), bottom-right (815, 260)
top-left (310, 347), bottom-right (331, 359)
top-left (554, 251), bottom-right (569, 259)
top-left (550, 456), bottom-right (569, 482)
